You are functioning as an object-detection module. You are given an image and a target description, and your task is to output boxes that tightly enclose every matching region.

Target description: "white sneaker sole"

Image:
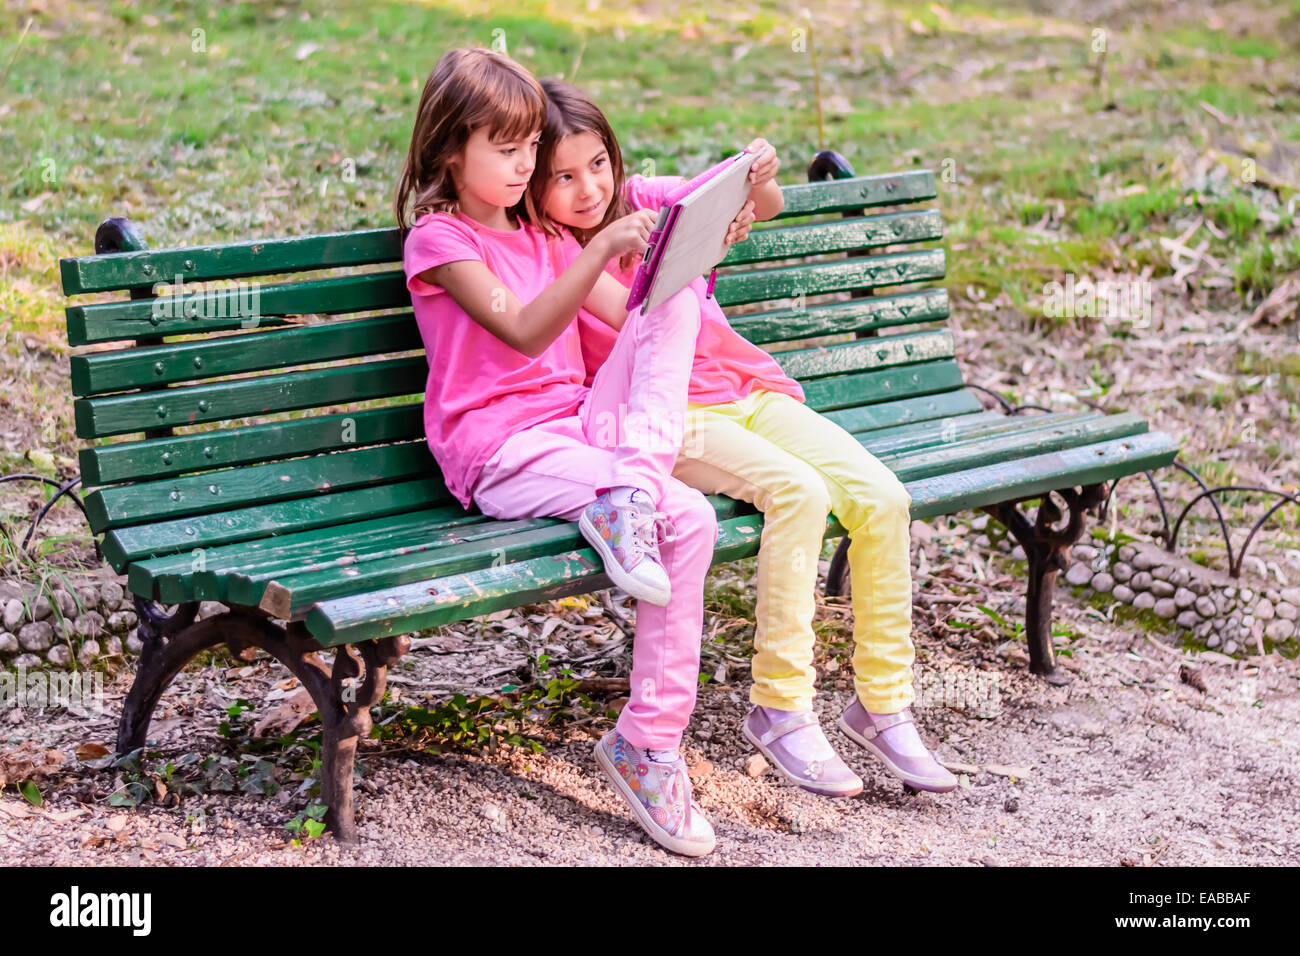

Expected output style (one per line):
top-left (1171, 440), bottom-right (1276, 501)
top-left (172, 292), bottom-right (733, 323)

top-left (836, 714), bottom-right (958, 792)
top-left (593, 740), bottom-right (715, 857)
top-left (578, 511), bottom-right (671, 606)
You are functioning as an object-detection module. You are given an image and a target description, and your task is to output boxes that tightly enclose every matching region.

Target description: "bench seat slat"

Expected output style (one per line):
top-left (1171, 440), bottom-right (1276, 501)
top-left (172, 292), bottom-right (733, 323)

top-left (728, 290), bottom-right (949, 345)
top-left (819, 389), bottom-right (982, 432)
top-left (101, 476), bottom-right (448, 573)
top-left (305, 430), bottom-right (1178, 646)
top-left (801, 360), bottom-right (966, 410)
top-left (131, 504), bottom-right (482, 604)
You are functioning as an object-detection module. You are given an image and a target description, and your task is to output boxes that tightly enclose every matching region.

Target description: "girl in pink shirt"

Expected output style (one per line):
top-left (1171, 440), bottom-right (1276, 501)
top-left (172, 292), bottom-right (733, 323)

top-left (394, 49), bottom-right (719, 856)
top-left (527, 79), bottom-right (958, 801)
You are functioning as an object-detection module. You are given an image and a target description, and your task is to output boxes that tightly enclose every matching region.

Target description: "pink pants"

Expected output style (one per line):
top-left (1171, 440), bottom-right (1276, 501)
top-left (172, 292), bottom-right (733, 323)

top-left (472, 286), bottom-right (715, 751)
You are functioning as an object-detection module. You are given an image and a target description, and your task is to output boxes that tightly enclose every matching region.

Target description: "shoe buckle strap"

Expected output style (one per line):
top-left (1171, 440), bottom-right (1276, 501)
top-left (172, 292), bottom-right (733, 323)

top-left (758, 709), bottom-right (820, 746)
top-left (860, 709), bottom-right (913, 739)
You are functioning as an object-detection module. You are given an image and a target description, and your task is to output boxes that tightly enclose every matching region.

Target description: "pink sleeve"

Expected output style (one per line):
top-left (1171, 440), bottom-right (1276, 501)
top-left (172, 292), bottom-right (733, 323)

top-left (623, 174), bottom-right (687, 212)
top-left (403, 214), bottom-right (483, 296)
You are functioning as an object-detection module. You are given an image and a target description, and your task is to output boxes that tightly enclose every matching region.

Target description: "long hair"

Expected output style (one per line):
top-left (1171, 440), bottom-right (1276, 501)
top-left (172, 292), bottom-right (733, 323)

top-left (525, 77), bottom-right (634, 265)
top-left (394, 48), bottom-right (548, 234)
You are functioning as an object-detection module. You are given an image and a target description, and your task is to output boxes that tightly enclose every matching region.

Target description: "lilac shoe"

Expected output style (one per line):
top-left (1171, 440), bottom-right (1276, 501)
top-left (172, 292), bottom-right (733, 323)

top-left (837, 699), bottom-right (958, 793)
top-left (741, 706), bottom-right (863, 797)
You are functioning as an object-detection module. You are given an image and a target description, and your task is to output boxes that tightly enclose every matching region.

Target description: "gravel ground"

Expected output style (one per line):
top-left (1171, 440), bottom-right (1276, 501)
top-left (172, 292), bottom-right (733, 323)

top-left (2, 578), bottom-right (1297, 867)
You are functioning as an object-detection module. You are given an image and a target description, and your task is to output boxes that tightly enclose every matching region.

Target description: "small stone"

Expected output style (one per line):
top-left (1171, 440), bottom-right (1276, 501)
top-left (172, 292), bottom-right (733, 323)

top-left (1254, 599), bottom-right (1275, 621)
top-left (101, 580), bottom-right (125, 609)
top-left (1176, 610), bottom-right (1200, 630)
top-left (1264, 620), bottom-right (1295, 641)
top-left (1111, 562), bottom-right (1133, 583)
top-left (1003, 797), bottom-right (1019, 813)
top-left (18, 620), bottom-right (53, 652)
top-left (107, 610), bottom-right (138, 631)
top-left (1224, 587), bottom-right (1237, 599)
top-left (1207, 632), bottom-right (1221, 649)
top-left (1150, 580), bottom-right (1175, 598)
top-left (1242, 614), bottom-right (1255, 630)
top-left (1118, 545), bottom-right (1136, 562)
top-left (1091, 572), bottom-right (1115, 593)
top-left (79, 610), bottom-right (106, 638)
top-left (1074, 544), bottom-right (1099, 562)
top-left (1195, 596), bottom-right (1216, 617)
top-left (1239, 588), bottom-right (1254, 604)
top-left (1276, 602), bottom-right (1297, 622)
top-left (1188, 578), bottom-right (1210, 596)
top-left (1280, 587), bottom-right (1300, 606)
top-left (104, 636), bottom-right (123, 657)
top-left (1153, 598), bottom-right (1178, 619)
top-left (51, 589), bottom-right (77, 617)
top-left (974, 534), bottom-right (991, 549)
top-left (1010, 545), bottom-right (1026, 561)
top-left (0, 632), bottom-right (17, 654)
top-left (47, 645), bottom-right (72, 666)
top-left (1265, 588), bottom-right (1280, 603)
top-left (126, 631), bottom-right (143, 655)
top-left (1133, 591), bottom-right (1156, 611)
top-left (1151, 565), bottom-right (1173, 582)
top-left (76, 586), bottom-right (99, 611)
top-left (1223, 640), bottom-right (1238, 655)
top-left (1174, 587), bottom-right (1196, 609)
top-left (480, 803), bottom-right (501, 822)
top-left (1112, 584), bottom-right (1135, 604)
top-left (1066, 563), bottom-right (1093, 587)
top-left (13, 653), bottom-right (41, 669)
top-left (29, 595), bottom-right (52, 622)
top-left (745, 754), bottom-right (769, 777)
top-left (197, 601), bottom-right (226, 620)
top-left (77, 640), bottom-right (101, 668)
top-left (971, 515), bottom-right (989, 532)
top-left (3, 599), bottom-right (22, 631)
top-left (689, 759), bottom-right (714, 780)
top-left (694, 729), bottom-right (710, 741)
top-left (1169, 568), bottom-right (1191, 588)
top-left (1130, 571), bottom-right (1153, 591)
top-left (1132, 550), bottom-right (1157, 571)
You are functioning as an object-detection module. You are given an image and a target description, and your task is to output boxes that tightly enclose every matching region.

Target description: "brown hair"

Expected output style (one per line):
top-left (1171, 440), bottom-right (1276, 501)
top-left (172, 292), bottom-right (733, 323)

top-left (525, 77), bottom-right (633, 262)
top-left (394, 48), bottom-right (548, 233)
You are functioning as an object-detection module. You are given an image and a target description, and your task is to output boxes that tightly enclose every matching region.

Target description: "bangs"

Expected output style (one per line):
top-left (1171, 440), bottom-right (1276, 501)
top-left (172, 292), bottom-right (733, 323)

top-left (470, 69), bottom-right (546, 144)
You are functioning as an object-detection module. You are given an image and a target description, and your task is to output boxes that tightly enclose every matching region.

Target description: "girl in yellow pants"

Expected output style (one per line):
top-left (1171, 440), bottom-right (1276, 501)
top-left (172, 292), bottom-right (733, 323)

top-left (528, 79), bottom-right (957, 795)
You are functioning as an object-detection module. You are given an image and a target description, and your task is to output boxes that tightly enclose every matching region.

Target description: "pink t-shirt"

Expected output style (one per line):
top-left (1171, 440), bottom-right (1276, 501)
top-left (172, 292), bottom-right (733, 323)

top-left (403, 210), bottom-right (587, 510)
top-left (569, 173), bottom-right (805, 407)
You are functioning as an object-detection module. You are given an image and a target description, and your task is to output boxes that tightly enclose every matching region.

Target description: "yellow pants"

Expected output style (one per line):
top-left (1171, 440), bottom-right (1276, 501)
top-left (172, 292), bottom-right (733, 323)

top-left (672, 389), bottom-right (915, 713)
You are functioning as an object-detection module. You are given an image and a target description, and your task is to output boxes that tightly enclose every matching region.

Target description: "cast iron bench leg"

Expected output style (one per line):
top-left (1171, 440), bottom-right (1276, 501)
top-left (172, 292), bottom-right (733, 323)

top-left (979, 483), bottom-right (1108, 682)
top-left (117, 597), bottom-right (409, 845)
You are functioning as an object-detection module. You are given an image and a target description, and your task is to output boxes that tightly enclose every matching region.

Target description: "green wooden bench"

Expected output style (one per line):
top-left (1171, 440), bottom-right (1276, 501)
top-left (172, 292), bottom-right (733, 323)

top-left (57, 150), bottom-right (1179, 843)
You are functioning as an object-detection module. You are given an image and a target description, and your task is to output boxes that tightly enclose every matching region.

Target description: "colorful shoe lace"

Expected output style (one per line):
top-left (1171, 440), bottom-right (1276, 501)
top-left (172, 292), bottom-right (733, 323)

top-left (593, 729), bottom-right (715, 857)
top-left (837, 699), bottom-right (958, 792)
top-left (578, 490), bottom-right (675, 607)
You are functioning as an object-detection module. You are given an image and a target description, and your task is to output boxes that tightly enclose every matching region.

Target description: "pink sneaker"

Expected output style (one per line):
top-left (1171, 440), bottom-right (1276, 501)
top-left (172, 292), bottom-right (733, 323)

top-left (579, 491), bottom-right (675, 607)
top-left (593, 730), bottom-right (715, 857)
top-left (837, 699), bottom-right (958, 792)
